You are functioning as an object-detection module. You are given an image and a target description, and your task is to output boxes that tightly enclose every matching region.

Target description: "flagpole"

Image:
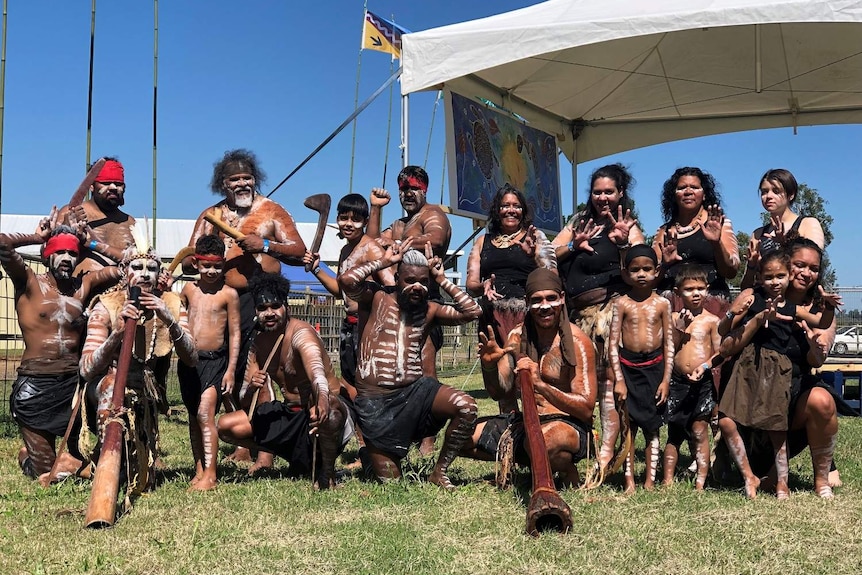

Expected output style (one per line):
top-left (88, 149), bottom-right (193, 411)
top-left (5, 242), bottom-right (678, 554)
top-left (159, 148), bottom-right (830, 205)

top-left (85, 0), bottom-right (97, 172)
top-left (0, 0), bottom-right (8, 215)
top-left (400, 64), bottom-right (408, 168)
top-left (152, 0), bottom-right (158, 249)
top-left (349, 3), bottom-right (368, 194)
top-left (381, 55), bottom-right (395, 188)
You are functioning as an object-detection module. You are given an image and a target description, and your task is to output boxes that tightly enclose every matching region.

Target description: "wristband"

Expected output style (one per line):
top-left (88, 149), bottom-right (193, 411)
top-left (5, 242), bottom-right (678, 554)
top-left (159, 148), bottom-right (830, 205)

top-left (89, 240), bottom-right (98, 250)
top-left (702, 362), bottom-right (711, 371)
top-left (312, 265), bottom-right (321, 275)
top-left (725, 310), bottom-right (735, 321)
top-left (567, 240), bottom-right (575, 252)
top-left (262, 239), bottom-right (270, 253)
top-left (616, 241), bottom-right (631, 250)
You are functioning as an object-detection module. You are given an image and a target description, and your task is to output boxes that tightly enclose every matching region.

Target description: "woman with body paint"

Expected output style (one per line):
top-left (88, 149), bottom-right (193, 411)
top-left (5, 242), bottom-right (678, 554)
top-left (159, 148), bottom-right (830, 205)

top-left (552, 163), bottom-right (645, 483)
top-left (466, 183), bottom-right (556, 413)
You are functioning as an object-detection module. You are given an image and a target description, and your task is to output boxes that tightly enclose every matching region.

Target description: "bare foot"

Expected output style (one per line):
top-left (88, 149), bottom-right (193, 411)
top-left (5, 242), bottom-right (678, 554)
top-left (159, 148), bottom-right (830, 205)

top-left (188, 477), bottom-right (217, 491)
top-left (624, 482), bottom-right (636, 495)
top-left (418, 436), bottom-right (436, 457)
top-left (829, 468), bottom-right (842, 488)
top-left (644, 479), bottom-right (655, 491)
top-left (815, 482), bottom-right (834, 499)
top-left (427, 470), bottom-right (456, 490)
top-left (776, 481), bottom-right (790, 500)
top-left (558, 466), bottom-right (580, 489)
top-left (37, 452), bottom-right (85, 487)
top-left (743, 475), bottom-right (760, 499)
top-left (225, 446), bottom-right (253, 463)
top-left (189, 474), bottom-right (203, 486)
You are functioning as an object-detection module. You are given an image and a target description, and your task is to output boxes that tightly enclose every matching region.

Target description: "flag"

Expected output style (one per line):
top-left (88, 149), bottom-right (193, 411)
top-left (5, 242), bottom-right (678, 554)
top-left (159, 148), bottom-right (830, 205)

top-left (361, 10), bottom-right (409, 59)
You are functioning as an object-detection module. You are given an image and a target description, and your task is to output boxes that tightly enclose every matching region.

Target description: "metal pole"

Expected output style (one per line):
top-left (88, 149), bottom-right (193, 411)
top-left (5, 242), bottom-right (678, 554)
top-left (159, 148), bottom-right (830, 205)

top-left (152, 0), bottom-right (158, 248)
top-left (0, 0), bottom-right (8, 215)
top-left (85, 0), bottom-right (97, 173)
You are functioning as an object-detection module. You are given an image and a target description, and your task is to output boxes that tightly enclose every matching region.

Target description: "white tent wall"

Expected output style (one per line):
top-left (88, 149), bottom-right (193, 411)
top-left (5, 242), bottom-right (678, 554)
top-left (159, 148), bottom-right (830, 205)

top-left (402, 0), bottom-right (862, 179)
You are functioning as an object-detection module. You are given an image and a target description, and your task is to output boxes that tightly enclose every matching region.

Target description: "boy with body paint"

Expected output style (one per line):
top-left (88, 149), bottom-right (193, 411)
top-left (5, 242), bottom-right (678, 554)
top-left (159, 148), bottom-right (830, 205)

top-left (609, 244), bottom-right (674, 493)
top-left (662, 265), bottom-right (722, 490)
top-left (178, 234), bottom-right (241, 490)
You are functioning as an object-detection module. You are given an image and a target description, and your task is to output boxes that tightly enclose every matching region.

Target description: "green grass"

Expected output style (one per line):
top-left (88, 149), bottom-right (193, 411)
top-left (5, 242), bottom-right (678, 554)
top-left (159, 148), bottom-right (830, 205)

top-left (1, 373), bottom-right (861, 575)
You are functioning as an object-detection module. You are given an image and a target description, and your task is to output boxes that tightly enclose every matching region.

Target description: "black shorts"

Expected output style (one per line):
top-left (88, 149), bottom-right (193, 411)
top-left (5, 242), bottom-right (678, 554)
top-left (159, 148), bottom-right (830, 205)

top-left (10, 372), bottom-right (79, 436)
top-left (340, 317), bottom-right (359, 386)
top-left (476, 412), bottom-right (592, 464)
top-left (178, 347), bottom-right (228, 415)
top-left (353, 377), bottom-right (446, 459)
top-left (251, 401), bottom-right (314, 472)
top-left (665, 371), bottom-right (715, 430)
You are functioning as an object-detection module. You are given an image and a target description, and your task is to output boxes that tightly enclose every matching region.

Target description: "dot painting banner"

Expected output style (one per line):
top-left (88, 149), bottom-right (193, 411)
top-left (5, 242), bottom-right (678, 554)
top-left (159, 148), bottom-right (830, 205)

top-left (445, 90), bottom-right (562, 233)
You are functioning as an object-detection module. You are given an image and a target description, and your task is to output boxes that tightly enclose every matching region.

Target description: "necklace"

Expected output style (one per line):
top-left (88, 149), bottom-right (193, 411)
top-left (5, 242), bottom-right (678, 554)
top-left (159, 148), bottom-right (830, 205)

top-left (674, 210), bottom-right (704, 235)
top-left (42, 274), bottom-right (77, 297)
top-left (492, 229), bottom-right (523, 248)
top-left (131, 314), bottom-right (159, 365)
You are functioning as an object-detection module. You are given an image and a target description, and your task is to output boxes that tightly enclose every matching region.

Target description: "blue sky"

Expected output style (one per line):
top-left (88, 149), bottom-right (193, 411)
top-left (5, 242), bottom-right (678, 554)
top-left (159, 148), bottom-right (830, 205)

top-left (1, 1), bottom-right (860, 285)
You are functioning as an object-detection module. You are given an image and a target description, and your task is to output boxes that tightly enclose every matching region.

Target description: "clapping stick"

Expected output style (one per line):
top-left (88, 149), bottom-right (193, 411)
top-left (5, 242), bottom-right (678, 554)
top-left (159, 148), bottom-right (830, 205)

top-left (247, 333), bottom-right (284, 422)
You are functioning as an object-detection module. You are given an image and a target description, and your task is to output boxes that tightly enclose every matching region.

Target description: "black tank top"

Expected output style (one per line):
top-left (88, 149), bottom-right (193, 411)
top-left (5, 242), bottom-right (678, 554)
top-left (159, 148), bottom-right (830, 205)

top-left (479, 234), bottom-right (536, 300)
top-left (658, 226), bottom-right (730, 297)
top-left (560, 231), bottom-right (624, 298)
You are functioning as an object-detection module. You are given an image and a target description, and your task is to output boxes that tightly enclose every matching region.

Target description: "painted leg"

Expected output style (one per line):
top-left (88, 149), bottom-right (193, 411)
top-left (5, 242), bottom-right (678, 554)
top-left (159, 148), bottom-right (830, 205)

top-left (187, 418), bottom-right (204, 486)
top-left (662, 442), bottom-right (679, 487)
top-left (19, 427), bottom-right (56, 479)
top-left (691, 420), bottom-right (710, 491)
top-left (428, 387), bottom-right (478, 489)
top-left (597, 375), bottom-right (620, 471)
top-left (366, 447), bottom-right (402, 481)
top-left (643, 431), bottom-right (660, 490)
top-left (623, 427), bottom-right (636, 494)
top-left (314, 398), bottom-right (346, 490)
top-left (190, 387), bottom-right (219, 491)
top-left (769, 430), bottom-right (789, 500)
top-left (799, 388), bottom-right (838, 498)
top-left (718, 416), bottom-right (759, 498)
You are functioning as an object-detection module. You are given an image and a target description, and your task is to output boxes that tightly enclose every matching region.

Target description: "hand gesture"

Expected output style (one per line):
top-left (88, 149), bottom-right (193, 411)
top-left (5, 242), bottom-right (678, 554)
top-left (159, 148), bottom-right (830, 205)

top-left (382, 236), bottom-right (415, 266)
top-left (568, 218), bottom-right (602, 254)
top-left (236, 233), bottom-right (265, 254)
top-left (157, 269), bottom-right (175, 292)
top-left (818, 286), bottom-right (843, 310)
top-left (248, 369), bottom-right (269, 389)
top-left (483, 273), bottom-right (502, 301)
top-left (766, 214), bottom-right (787, 246)
top-left (674, 309), bottom-right (694, 331)
top-left (758, 296), bottom-right (794, 328)
top-left (607, 206), bottom-right (637, 246)
top-left (746, 235), bottom-right (761, 270)
top-left (660, 229), bottom-right (682, 264)
top-left (688, 363), bottom-right (709, 381)
top-left (702, 205), bottom-right (725, 242)
top-left (730, 292), bottom-right (755, 317)
top-left (370, 187), bottom-right (391, 208)
top-left (424, 241), bottom-right (445, 282)
top-left (519, 225), bottom-right (538, 257)
top-left (515, 356), bottom-right (540, 388)
top-left (478, 325), bottom-right (515, 367)
top-left (138, 290), bottom-right (173, 325)
top-left (36, 206), bottom-right (60, 241)
top-left (655, 380), bottom-right (669, 406)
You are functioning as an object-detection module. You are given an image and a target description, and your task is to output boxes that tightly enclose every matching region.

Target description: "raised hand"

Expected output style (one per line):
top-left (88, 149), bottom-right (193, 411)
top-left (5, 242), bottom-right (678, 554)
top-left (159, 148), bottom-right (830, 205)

top-left (570, 218), bottom-right (601, 253)
top-left (382, 236), bottom-right (415, 266)
top-left (477, 325), bottom-right (515, 366)
top-left (768, 214), bottom-right (787, 246)
top-left (674, 309), bottom-right (694, 331)
top-left (702, 204), bottom-right (725, 242)
top-left (425, 241), bottom-right (444, 281)
top-left (818, 286), bottom-right (843, 310)
top-left (660, 228), bottom-right (682, 264)
top-left (370, 187), bottom-right (391, 208)
top-left (303, 250), bottom-right (320, 270)
top-left (35, 206), bottom-right (61, 241)
top-left (607, 205), bottom-right (637, 246)
top-left (483, 273), bottom-right (502, 301)
top-left (520, 225), bottom-right (537, 257)
top-left (746, 235), bottom-right (761, 270)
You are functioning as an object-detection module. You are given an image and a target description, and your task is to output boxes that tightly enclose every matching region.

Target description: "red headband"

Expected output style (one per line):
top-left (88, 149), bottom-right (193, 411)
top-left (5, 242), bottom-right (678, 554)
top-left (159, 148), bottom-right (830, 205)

top-left (43, 234), bottom-right (80, 258)
top-left (399, 176), bottom-right (428, 192)
top-left (195, 254), bottom-right (225, 262)
top-left (95, 160), bottom-right (125, 183)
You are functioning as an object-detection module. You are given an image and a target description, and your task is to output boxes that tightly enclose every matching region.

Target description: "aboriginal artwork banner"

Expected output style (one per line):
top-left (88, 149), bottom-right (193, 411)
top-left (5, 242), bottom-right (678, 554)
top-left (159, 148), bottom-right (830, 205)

top-left (445, 90), bottom-right (562, 233)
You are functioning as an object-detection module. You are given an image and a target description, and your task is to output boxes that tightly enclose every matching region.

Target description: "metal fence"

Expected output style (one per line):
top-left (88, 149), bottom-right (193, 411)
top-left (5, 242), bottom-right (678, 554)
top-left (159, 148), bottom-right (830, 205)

top-left (0, 259), bottom-right (478, 434)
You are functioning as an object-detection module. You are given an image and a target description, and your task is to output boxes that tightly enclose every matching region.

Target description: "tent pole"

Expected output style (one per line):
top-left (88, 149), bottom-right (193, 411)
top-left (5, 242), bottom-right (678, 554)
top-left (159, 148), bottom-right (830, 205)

top-left (570, 146), bottom-right (578, 222)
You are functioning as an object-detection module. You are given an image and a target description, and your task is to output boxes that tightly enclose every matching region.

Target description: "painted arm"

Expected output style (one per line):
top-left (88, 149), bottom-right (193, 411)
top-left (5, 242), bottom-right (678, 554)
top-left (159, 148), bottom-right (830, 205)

top-left (267, 205), bottom-right (308, 264)
top-left (530, 328), bottom-right (597, 423)
top-left (432, 277), bottom-right (482, 325)
top-left (80, 302), bottom-right (124, 381)
top-left (477, 324), bottom-right (517, 399)
top-left (223, 289), bottom-right (242, 394)
top-left (608, 300), bottom-right (625, 401)
top-left (304, 251), bottom-right (340, 296)
top-left (412, 207), bottom-right (452, 256)
top-left (465, 236), bottom-right (484, 297)
top-left (293, 325), bottom-right (332, 433)
top-left (0, 236), bottom-right (32, 289)
top-left (712, 216), bottom-right (741, 279)
top-left (657, 298), bottom-right (674, 405)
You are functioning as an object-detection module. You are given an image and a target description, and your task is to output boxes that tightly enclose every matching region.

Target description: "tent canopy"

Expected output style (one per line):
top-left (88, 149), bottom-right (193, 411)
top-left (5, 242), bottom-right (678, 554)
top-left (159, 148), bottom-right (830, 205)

top-left (401, 0), bottom-right (862, 163)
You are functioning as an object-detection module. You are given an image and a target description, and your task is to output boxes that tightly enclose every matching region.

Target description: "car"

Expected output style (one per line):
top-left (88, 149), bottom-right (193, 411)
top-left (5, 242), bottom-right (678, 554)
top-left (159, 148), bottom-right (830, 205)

top-left (832, 325), bottom-right (862, 355)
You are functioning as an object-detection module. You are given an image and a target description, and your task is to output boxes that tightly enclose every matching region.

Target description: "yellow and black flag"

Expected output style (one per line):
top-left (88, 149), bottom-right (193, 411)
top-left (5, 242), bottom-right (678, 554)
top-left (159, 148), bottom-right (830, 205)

top-left (361, 10), bottom-right (409, 59)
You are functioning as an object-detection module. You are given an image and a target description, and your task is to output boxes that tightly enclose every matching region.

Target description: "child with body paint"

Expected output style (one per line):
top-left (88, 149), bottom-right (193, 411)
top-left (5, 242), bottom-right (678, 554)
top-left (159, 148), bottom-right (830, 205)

top-left (178, 234), bottom-right (241, 491)
top-left (717, 250), bottom-right (808, 499)
top-left (662, 265), bottom-right (722, 490)
top-left (609, 244), bottom-right (674, 493)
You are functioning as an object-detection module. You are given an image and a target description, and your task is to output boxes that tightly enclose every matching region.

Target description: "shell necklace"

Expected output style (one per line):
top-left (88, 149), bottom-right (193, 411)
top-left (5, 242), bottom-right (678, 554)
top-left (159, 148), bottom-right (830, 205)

top-left (675, 210), bottom-right (704, 235)
top-left (493, 229), bottom-right (524, 248)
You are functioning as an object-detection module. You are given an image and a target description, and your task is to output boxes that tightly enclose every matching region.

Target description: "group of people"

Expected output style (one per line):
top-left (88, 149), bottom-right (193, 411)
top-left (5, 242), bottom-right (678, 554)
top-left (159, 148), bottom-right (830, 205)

top-left (0, 151), bottom-right (843, 507)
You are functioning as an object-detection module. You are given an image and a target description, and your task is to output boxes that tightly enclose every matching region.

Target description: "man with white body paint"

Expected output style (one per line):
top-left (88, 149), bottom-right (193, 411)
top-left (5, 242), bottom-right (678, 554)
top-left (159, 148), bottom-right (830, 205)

top-left (462, 268), bottom-right (598, 487)
top-left (339, 239), bottom-right (481, 489)
top-left (0, 223), bottom-right (121, 482)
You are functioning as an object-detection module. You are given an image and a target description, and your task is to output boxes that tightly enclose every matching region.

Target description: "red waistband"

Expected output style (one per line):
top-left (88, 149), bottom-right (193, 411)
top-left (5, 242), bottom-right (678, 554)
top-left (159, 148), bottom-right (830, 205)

top-left (345, 314), bottom-right (359, 325)
top-left (619, 353), bottom-right (664, 368)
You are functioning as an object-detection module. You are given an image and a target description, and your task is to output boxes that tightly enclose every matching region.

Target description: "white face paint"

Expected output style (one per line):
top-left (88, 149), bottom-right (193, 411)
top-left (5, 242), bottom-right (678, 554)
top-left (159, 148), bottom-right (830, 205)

top-left (336, 212), bottom-right (367, 241)
top-left (528, 289), bottom-right (564, 329)
top-left (224, 172), bottom-right (255, 209)
top-left (398, 187), bottom-right (427, 215)
top-left (49, 250), bottom-right (79, 280)
top-left (127, 257), bottom-right (161, 293)
top-left (676, 281), bottom-right (708, 309)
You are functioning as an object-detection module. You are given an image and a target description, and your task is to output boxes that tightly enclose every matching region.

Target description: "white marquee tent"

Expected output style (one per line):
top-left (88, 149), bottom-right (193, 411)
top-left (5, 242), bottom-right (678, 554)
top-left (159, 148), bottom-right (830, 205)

top-left (401, 0), bottom-right (862, 197)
